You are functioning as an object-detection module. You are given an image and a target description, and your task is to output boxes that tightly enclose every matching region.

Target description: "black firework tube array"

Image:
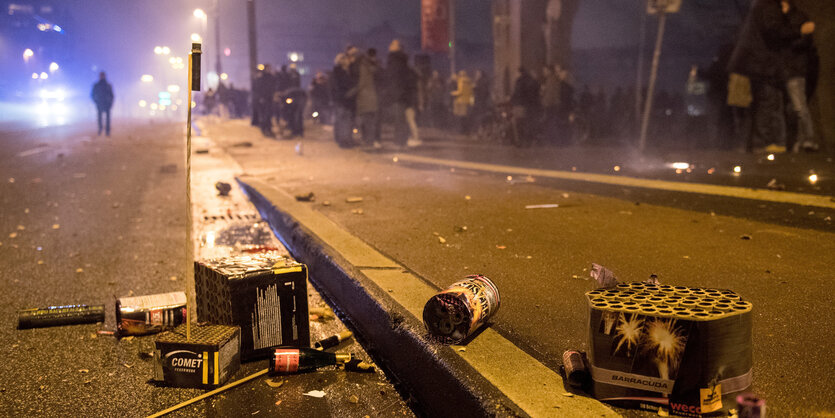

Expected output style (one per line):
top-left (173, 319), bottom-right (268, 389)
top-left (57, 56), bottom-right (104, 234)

top-left (422, 275), bottom-right (501, 344)
top-left (585, 282), bottom-right (753, 417)
top-left (194, 254), bottom-right (309, 361)
top-left (116, 291), bottom-right (187, 336)
top-left (153, 323), bottom-right (241, 389)
top-left (17, 304), bottom-right (105, 329)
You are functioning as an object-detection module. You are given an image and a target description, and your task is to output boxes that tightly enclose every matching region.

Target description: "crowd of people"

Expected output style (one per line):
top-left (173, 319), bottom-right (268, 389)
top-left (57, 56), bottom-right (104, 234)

top-left (195, 0), bottom-right (819, 154)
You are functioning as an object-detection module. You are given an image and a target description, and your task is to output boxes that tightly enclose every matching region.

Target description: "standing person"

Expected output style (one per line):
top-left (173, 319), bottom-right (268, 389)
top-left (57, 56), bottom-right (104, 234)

top-left (472, 70), bottom-right (491, 130)
top-left (450, 70), bottom-right (474, 134)
top-left (728, 0), bottom-right (813, 153)
top-left (386, 39), bottom-right (421, 148)
top-left (782, 0), bottom-right (818, 153)
top-left (309, 71), bottom-right (331, 124)
top-left (540, 65), bottom-right (561, 142)
top-left (257, 64), bottom-right (277, 138)
top-left (355, 48), bottom-right (382, 148)
top-left (510, 67), bottom-right (541, 144)
top-left (91, 72), bottom-right (114, 136)
top-left (556, 68), bottom-right (575, 143)
top-left (425, 71), bottom-right (445, 128)
top-left (331, 53), bottom-right (357, 148)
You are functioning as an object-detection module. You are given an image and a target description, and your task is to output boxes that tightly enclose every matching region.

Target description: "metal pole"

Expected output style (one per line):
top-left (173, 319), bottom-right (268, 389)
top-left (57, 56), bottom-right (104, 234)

top-left (638, 11), bottom-right (666, 152)
top-left (185, 50), bottom-right (194, 341)
top-left (449, 0), bottom-right (456, 75)
top-left (635, 0), bottom-right (647, 136)
top-left (247, 0), bottom-right (258, 115)
top-left (214, 0), bottom-right (222, 75)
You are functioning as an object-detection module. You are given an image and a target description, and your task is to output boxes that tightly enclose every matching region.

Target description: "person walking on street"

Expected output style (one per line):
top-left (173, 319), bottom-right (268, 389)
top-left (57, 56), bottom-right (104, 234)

top-left (355, 48), bottom-right (382, 148)
top-left (256, 64), bottom-right (277, 138)
top-left (91, 72), bottom-right (114, 136)
top-left (728, 0), bottom-right (813, 153)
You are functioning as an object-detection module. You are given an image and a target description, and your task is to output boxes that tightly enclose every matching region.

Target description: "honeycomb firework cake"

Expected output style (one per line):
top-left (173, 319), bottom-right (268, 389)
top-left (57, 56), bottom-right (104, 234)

top-left (585, 283), bottom-right (753, 417)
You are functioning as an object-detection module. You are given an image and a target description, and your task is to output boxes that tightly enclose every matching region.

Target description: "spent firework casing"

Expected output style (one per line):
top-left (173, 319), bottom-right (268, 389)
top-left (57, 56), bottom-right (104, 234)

top-left (562, 350), bottom-right (590, 388)
top-left (585, 283), bottom-right (753, 417)
top-left (422, 274), bottom-right (500, 344)
top-left (737, 393), bottom-right (766, 418)
top-left (116, 291), bottom-right (187, 336)
top-left (194, 254), bottom-right (309, 361)
top-left (153, 324), bottom-right (241, 389)
top-left (17, 304), bottom-right (105, 329)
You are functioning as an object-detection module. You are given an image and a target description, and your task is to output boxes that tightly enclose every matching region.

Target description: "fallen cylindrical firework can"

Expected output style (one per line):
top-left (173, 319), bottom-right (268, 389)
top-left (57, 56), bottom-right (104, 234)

top-left (17, 304), bottom-right (105, 329)
top-left (116, 291), bottom-right (187, 336)
top-left (737, 393), bottom-right (765, 418)
top-left (562, 350), bottom-right (590, 388)
top-left (422, 274), bottom-right (500, 344)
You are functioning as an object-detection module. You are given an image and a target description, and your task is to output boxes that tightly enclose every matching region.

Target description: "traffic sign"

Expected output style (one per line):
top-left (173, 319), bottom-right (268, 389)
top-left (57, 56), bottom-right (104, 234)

top-left (647, 0), bottom-right (681, 14)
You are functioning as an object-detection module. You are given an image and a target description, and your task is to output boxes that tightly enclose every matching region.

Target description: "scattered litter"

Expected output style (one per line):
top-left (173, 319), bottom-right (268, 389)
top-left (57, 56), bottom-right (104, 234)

top-left (295, 192), bottom-right (315, 202)
top-left (591, 264), bottom-right (618, 288)
top-left (17, 225), bottom-right (25, 231)
top-left (112, 202), bottom-right (121, 208)
top-left (75, 268), bottom-right (84, 273)
top-left (265, 379), bottom-right (285, 388)
top-left (658, 407), bottom-right (669, 416)
top-left (525, 204), bottom-right (559, 209)
top-left (123, 363), bottom-right (133, 368)
top-left (438, 236), bottom-right (447, 244)
top-left (9, 233), bottom-right (17, 238)
top-left (465, 195), bottom-right (471, 200)
top-left (562, 392), bottom-right (574, 397)
top-left (454, 346), bottom-right (466, 352)
top-left (78, 369), bottom-right (89, 373)
top-left (251, 411), bottom-right (259, 415)
top-left (496, 245), bottom-right (506, 249)
top-left (351, 209), bottom-right (364, 215)
top-left (275, 400), bottom-right (282, 406)
top-left (314, 330), bottom-right (353, 350)
top-left (97, 330), bottom-right (115, 336)
top-left (348, 395), bottom-right (359, 404)
top-left (169, 276), bottom-right (178, 281)
top-left (195, 149), bottom-right (209, 154)
top-left (740, 235), bottom-right (752, 240)
top-left (766, 178), bottom-right (785, 191)
top-left (645, 274), bottom-right (660, 285)
top-left (303, 390), bottom-right (326, 398)
top-left (344, 359), bottom-right (376, 373)
top-left (122, 336), bottom-right (135, 342)
top-left (562, 193), bottom-right (570, 198)
top-left (682, 255), bottom-right (691, 259)
top-left (454, 226), bottom-right (468, 233)
top-left (423, 275), bottom-right (500, 344)
top-left (52, 224), bottom-right (60, 230)
top-left (346, 197), bottom-right (363, 203)
top-left (433, 232), bottom-right (440, 236)
top-left (506, 229), bottom-right (513, 232)
top-left (322, 201), bottom-right (331, 207)
top-left (233, 141), bottom-right (253, 148)
top-left (138, 352), bottom-right (153, 360)
top-left (215, 182), bottom-right (232, 196)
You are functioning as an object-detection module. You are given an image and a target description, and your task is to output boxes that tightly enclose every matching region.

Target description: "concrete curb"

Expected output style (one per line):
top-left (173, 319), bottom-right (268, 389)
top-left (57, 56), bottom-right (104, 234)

top-left (237, 177), bottom-right (527, 418)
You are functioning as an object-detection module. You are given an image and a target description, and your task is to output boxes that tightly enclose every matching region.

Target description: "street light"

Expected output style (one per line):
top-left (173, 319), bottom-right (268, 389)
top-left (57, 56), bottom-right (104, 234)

top-left (141, 74), bottom-right (154, 82)
top-left (154, 46), bottom-right (163, 55)
top-left (193, 8), bottom-right (207, 20)
top-left (191, 33), bottom-right (202, 43)
top-left (49, 62), bottom-right (59, 72)
top-left (23, 48), bottom-right (34, 61)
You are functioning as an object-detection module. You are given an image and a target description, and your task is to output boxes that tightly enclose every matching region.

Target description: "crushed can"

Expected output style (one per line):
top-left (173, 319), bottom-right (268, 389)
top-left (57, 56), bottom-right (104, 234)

top-left (422, 274), bottom-right (500, 344)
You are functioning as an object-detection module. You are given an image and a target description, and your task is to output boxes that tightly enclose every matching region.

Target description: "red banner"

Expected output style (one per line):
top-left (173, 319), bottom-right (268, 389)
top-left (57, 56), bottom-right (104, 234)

top-left (421, 0), bottom-right (450, 53)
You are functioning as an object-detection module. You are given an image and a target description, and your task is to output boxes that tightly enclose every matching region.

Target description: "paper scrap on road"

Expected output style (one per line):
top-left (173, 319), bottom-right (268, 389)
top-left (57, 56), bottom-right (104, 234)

top-left (525, 204), bottom-right (559, 209)
top-left (591, 264), bottom-right (618, 288)
top-left (346, 197), bottom-right (363, 203)
top-left (303, 390), bottom-right (326, 398)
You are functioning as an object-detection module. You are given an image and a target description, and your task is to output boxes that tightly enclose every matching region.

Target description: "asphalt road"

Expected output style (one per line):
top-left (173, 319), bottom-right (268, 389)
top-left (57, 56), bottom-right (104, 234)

top-left (206, 119), bottom-right (835, 417)
top-left (0, 120), bottom-right (413, 418)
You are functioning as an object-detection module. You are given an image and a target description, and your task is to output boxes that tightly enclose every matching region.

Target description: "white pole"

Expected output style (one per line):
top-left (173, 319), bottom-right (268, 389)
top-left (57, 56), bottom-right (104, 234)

top-left (638, 10), bottom-right (666, 151)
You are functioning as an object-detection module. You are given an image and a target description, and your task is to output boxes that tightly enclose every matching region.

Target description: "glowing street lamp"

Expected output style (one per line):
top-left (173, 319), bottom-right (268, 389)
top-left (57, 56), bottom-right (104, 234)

top-left (49, 62), bottom-right (59, 72)
top-left (193, 8), bottom-right (207, 20)
top-left (31, 73), bottom-right (39, 79)
top-left (39, 72), bottom-right (48, 79)
top-left (162, 46), bottom-right (170, 55)
top-left (154, 46), bottom-right (163, 55)
top-left (141, 74), bottom-right (154, 82)
top-left (23, 48), bottom-right (34, 62)
top-left (191, 33), bottom-right (202, 43)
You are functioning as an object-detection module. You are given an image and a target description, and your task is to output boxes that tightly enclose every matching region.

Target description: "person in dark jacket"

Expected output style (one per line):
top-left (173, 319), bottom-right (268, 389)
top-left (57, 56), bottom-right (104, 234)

top-left (782, 0), bottom-right (818, 152)
top-left (728, 0), bottom-right (814, 152)
top-left (386, 40), bottom-right (420, 147)
top-left (91, 72), bottom-right (114, 136)
top-left (331, 52), bottom-right (357, 148)
top-left (510, 67), bottom-right (541, 143)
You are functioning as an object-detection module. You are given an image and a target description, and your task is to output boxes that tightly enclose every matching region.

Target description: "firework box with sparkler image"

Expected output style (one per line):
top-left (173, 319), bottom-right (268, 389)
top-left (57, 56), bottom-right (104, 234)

top-left (585, 282), bottom-right (753, 417)
top-left (194, 254), bottom-right (309, 361)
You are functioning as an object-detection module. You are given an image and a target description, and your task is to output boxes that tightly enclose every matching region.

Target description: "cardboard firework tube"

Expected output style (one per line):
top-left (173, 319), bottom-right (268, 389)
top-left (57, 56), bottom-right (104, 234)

top-left (17, 304), bottom-right (105, 329)
top-left (422, 274), bottom-right (500, 344)
top-left (562, 350), bottom-right (590, 388)
top-left (737, 392), bottom-right (766, 417)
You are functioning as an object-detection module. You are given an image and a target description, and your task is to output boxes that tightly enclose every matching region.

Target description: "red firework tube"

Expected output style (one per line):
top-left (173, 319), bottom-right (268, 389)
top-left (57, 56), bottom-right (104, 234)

top-left (268, 348), bottom-right (352, 375)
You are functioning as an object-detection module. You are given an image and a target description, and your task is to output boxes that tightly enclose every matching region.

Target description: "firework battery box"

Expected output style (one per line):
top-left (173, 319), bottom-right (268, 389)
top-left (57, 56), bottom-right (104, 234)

top-left (195, 254), bottom-right (309, 361)
top-left (586, 283), bottom-right (753, 417)
top-left (153, 324), bottom-right (240, 389)
top-left (116, 291), bottom-right (187, 336)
